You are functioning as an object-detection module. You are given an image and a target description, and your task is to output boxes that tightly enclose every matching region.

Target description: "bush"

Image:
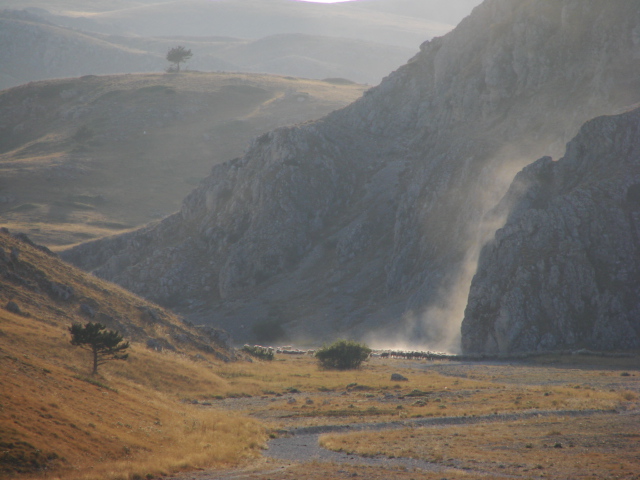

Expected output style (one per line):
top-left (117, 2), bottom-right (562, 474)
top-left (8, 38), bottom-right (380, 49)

top-left (242, 345), bottom-right (274, 361)
top-left (315, 339), bottom-right (371, 370)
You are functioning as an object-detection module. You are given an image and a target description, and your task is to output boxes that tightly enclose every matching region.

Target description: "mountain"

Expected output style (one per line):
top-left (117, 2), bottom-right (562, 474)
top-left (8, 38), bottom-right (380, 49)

top-left (0, 72), bottom-right (366, 247)
top-left (462, 105), bottom-right (640, 354)
top-left (61, 0), bottom-right (640, 350)
top-left (8, 0), bottom-right (457, 48)
top-left (0, 9), bottom-right (412, 90)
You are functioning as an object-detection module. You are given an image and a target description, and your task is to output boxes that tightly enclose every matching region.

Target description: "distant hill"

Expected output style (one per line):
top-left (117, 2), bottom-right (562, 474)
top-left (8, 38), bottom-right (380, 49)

top-left (0, 0), bottom-right (467, 47)
top-left (0, 9), bottom-right (413, 90)
top-left (0, 72), bottom-right (366, 247)
top-left (0, 10), bottom-right (163, 91)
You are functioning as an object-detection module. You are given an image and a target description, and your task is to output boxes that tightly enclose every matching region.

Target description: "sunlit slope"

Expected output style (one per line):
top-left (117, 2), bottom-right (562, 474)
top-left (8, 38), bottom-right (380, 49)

top-left (0, 72), bottom-right (366, 248)
top-left (0, 231), bottom-right (266, 479)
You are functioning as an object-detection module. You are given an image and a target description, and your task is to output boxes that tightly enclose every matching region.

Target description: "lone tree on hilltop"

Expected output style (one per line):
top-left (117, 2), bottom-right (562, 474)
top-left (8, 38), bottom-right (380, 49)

top-left (69, 322), bottom-right (129, 375)
top-left (166, 46), bottom-right (192, 72)
top-left (315, 339), bottom-right (371, 370)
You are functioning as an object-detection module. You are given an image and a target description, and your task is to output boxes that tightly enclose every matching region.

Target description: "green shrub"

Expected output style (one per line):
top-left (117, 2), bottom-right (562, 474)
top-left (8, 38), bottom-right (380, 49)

top-left (242, 345), bottom-right (274, 361)
top-left (315, 339), bottom-right (371, 370)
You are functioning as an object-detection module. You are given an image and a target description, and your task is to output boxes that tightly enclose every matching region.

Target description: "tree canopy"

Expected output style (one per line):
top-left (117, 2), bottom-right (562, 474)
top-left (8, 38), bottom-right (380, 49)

top-left (69, 322), bottom-right (129, 375)
top-left (315, 339), bottom-right (371, 370)
top-left (166, 46), bottom-right (193, 72)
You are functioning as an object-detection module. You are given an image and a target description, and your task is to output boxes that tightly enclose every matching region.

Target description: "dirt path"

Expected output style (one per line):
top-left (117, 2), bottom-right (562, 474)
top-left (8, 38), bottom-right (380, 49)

top-left (165, 409), bottom-right (620, 480)
top-left (263, 408), bottom-right (613, 461)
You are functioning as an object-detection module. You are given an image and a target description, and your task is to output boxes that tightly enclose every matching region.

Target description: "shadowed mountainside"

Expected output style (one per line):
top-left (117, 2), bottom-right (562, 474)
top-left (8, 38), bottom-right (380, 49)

top-left (62, 0), bottom-right (640, 350)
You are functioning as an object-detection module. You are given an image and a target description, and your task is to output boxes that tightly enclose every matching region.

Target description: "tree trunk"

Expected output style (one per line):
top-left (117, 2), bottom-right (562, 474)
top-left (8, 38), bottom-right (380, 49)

top-left (92, 348), bottom-right (99, 375)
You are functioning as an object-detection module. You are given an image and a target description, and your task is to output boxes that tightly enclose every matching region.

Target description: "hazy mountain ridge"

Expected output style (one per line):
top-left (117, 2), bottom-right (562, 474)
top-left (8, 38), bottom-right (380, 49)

top-left (0, 10), bottom-right (162, 90)
top-left (62, 0), bottom-right (640, 350)
top-left (0, 8), bottom-right (414, 90)
top-left (462, 105), bottom-right (640, 353)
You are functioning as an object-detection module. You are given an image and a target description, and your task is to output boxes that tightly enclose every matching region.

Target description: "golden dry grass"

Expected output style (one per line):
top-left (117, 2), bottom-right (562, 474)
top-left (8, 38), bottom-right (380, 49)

top-left (2, 232), bottom-right (639, 479)
top-left (201, 354), bottom-right (637, 431)
top-left (319, 413), bottom-right (640, 479)
top-left (0, 232), bottom-right (267, 480)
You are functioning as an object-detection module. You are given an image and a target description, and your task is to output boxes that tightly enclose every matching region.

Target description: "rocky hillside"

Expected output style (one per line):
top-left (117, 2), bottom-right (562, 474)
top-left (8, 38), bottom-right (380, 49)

top-left (462, 106), bottom-right (640, 354)
top-left (0, 228), bottom-right (232, 359)
top-left (62, 0), bottom-right (640, 350)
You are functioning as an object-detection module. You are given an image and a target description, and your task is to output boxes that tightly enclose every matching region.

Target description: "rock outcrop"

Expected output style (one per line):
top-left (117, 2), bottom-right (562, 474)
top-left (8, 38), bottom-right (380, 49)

top-left (462, 106), bottom-right (640, 353)
top-left (62, 0), bottom-right (640, 347)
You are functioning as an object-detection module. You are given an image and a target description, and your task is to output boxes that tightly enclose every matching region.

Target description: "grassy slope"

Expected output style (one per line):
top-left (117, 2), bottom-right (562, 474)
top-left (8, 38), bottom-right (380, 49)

top-left (0, 229), bottom-right (638, 478)
top-left (0, 72), bottom-right (366, 248)
top-left (0, 231), bottom-right (266, 479)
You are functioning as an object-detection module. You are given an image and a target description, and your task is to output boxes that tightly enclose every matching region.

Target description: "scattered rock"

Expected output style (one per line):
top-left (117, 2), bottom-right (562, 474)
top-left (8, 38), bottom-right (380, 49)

top-left (46, 282), bottom-right (74, 301)
top-left (6, 301), bottom-right (21, 315)
top-left (80, 303), bottom-right (95, 318)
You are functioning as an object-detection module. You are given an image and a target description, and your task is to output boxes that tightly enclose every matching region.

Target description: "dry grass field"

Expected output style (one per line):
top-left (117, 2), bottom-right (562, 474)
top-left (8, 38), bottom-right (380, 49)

top-left (0, 231), bottom-right (267, 480)
top-left (1, 230), bottom-right (638, 480)
top-left (169, 354), bottom-right (639, 480)
top-left (0, 72), bottom-right (366, 248)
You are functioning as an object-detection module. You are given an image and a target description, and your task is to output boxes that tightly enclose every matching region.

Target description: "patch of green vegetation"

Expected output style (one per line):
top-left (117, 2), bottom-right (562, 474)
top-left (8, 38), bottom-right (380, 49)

top-left (315, 339), bottom-right (371, 370)
top-left (406, 389), bottom-right (432, 397)
top-left (242, 345), bottom-right (274, 361)
top-left (0, 440), bottom-right (62, 474)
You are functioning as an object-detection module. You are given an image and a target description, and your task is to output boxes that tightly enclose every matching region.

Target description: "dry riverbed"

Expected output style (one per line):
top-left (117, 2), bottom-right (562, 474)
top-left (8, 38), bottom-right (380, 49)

top-left (165, 354), bottom-right (640, 480)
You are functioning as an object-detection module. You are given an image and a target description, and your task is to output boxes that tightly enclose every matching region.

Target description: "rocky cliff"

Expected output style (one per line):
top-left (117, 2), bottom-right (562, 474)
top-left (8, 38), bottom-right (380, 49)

top-left (462, 106), bottom-right (640, 354)
top-left (62, 0), bottom-right (640, 348)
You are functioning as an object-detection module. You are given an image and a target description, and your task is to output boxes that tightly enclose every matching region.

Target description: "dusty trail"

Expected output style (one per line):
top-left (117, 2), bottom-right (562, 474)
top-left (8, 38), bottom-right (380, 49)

top-left (264, 408), bottom-right (612, 463)
top-left (166, 409), bottom-right (620, 479)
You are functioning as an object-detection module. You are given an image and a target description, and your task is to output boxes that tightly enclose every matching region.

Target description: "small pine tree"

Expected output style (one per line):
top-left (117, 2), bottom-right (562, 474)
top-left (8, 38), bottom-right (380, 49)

top-left (315, 339), bottom-right (371, 370)
top-left (69, 322), bottom-right (129, 375)
top-left (166, 46), bottom-right (193, 72)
